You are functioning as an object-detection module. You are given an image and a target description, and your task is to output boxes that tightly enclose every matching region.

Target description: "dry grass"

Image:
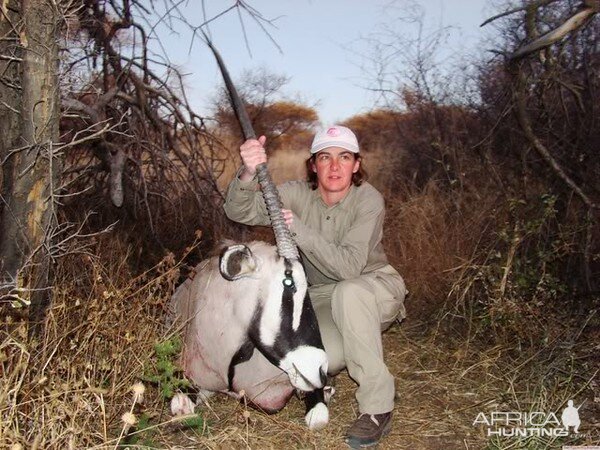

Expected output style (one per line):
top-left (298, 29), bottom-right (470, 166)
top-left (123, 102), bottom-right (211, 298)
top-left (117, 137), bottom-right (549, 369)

top-left (0, 234), bottom-right (185, 449)
top-left (381, 178), bottom-right (500, 322)
top-left (152, 313), bottom-right (599, 450)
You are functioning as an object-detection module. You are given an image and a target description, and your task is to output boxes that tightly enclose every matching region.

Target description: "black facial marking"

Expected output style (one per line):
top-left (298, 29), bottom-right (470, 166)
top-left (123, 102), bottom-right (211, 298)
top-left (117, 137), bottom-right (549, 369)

top-left (227, 340), bottom-right (255, 390)
top-left (298, 291), bottom-right (325, 348)
top-left (279, 260), bottom-right (296, 332)
top-left (269, 259), bottom-right (325, 359)
top-left (247, 258), bottom-right (325, 370)
top-left (248, 302), bottom-right (283, 367)
top-left (304, 388), bottom-right (325, 415)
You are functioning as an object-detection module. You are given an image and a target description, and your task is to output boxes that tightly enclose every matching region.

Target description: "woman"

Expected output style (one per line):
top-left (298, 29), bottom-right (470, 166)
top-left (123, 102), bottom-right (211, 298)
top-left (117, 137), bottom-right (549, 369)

top-left (224, 125), bottom-right (408, 448)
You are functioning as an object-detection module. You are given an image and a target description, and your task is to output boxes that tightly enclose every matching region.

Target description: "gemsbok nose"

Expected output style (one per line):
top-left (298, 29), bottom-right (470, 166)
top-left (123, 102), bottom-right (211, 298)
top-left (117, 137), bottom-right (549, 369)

top-left (281, 344), bottom-right (328, 392)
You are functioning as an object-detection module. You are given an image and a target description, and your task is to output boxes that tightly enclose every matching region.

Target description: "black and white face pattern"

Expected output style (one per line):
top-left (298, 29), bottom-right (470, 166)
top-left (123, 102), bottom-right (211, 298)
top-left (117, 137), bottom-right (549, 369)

top-left (220, 242), bottom-right (328, 392)
top-left (250, 255), bottom-right (328, 392)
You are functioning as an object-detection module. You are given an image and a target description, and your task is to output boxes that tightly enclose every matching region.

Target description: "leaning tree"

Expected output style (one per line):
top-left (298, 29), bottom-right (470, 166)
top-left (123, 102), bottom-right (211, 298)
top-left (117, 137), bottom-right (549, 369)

top-left (0, 0), bottom-right (61, 329)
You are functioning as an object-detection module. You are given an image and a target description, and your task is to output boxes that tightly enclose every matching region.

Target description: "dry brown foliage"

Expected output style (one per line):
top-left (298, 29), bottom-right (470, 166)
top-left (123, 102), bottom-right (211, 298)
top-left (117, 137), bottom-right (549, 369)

top-left (382, 181), bottom-right (495, 319)
top-left (1, 234), bottom-right (185, 449)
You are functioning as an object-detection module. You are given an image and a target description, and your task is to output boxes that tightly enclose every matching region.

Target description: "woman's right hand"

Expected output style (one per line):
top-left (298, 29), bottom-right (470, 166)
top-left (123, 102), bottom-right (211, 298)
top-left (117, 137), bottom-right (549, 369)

top-left (239, 135), bottom-right (267, 181)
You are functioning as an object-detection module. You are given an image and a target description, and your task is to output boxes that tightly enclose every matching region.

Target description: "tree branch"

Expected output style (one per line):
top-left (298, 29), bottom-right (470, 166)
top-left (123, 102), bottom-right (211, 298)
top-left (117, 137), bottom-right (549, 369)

top-left (509, 6), bottom-right (599, 60)
top-left (512, 68), bottom-right (597, 209)
top-left (480, 0), bottom-right (561, 27)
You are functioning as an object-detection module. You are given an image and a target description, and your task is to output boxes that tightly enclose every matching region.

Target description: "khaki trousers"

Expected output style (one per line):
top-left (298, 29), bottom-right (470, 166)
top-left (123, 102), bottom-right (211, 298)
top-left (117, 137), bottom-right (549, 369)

top-left (308, 265), bottom-right (407, 415)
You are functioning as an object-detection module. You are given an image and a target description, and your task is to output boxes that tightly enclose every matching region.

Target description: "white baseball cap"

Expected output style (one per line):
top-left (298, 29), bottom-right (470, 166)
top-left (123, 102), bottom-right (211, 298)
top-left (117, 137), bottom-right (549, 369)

top-left (310, 125), bottom-right (359, 154)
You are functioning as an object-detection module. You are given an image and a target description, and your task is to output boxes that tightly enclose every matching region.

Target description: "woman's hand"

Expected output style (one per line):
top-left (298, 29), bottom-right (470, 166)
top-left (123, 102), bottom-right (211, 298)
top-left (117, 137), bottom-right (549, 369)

top-left (282, 209), bottom-right (294, 228)
top-left (239, 135), bottom-right (267, 181)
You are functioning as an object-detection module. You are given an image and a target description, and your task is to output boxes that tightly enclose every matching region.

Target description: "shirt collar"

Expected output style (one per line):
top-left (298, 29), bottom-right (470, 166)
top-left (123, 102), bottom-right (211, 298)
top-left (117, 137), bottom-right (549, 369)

top-left (312, 184), bottom-right (356, 210)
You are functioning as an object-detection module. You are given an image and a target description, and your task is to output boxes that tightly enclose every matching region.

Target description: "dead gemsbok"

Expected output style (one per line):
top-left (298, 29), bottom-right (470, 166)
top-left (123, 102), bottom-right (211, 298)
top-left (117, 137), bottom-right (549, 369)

top-left (168, 37), bottom-right (331, 430)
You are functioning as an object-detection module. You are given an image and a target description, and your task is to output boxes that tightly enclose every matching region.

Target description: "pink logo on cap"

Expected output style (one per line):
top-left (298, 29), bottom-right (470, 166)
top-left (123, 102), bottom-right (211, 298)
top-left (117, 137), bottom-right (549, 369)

top-left (326, 127), bottom-right (341, 137)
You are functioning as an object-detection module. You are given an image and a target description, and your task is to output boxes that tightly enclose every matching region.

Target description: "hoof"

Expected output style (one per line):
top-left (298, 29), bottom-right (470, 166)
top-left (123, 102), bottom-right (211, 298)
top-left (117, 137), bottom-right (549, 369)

top-left (197, 389), bottom-right (214, 405)
top-left (305, 402), bottom-right (329, 430)
top-left (324, 385), bottom-right (335, 404)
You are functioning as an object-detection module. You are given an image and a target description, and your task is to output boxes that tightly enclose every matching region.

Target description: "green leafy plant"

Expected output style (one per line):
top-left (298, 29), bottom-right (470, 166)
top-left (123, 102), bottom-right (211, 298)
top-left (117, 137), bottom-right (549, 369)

top-left (182, 414), bottom-right (206, 434)
top-left (143, 336), bottom-right (191, 400)
top-left (138, 336), bottom-right (207, 439)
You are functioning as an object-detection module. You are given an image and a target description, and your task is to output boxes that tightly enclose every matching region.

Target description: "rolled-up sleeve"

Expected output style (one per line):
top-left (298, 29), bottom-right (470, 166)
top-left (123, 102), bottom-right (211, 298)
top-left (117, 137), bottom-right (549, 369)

top-left (223, 168), bottom-right (270, 226)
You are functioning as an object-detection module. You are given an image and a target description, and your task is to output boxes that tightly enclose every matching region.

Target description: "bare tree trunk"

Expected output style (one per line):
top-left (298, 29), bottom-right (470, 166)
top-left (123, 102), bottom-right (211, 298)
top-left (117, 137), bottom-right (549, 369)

top-left (0, 1), bottom-right (23, 281)
top-left (0, 0), bottom-right (61, 333)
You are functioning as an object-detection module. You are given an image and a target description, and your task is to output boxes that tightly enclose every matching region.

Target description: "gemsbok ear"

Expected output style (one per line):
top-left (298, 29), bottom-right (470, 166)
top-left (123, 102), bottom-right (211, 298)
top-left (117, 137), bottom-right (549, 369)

top-left (219, 244), bottom-right (257, 281)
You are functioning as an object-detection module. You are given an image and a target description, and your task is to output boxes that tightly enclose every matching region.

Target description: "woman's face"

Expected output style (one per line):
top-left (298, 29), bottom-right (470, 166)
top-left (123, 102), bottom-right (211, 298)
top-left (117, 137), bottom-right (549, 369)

top-left (312, 147), bottom-right (360, 195)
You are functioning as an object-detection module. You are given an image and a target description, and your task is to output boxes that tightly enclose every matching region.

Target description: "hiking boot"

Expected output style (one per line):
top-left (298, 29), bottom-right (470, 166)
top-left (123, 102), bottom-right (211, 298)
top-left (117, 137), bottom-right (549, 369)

top-left (345, 412), bottom-right (392, 448)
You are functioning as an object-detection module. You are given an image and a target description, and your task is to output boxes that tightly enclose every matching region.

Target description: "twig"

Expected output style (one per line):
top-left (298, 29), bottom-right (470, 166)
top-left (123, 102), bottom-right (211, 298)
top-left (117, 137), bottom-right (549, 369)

top-left (480, 0), bottom-right (561, 27)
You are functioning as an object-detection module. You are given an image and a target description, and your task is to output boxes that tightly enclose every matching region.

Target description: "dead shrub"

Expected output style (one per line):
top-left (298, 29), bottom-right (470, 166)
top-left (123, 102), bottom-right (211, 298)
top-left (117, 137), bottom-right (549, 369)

top-left (0, 233), bottom-right (191, 448)
top-left (382, 179), bottom-right (497, 319)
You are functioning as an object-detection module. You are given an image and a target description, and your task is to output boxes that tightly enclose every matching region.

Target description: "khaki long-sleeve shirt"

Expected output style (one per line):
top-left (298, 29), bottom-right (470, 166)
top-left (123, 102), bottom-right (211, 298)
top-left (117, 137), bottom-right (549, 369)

top-left (223, 171), bottom-right (397, 287)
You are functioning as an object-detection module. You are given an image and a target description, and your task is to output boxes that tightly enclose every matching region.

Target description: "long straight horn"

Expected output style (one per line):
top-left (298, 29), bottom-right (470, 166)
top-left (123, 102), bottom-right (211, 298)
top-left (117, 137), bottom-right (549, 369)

top-left (204, 35), bottom-right (299, 260)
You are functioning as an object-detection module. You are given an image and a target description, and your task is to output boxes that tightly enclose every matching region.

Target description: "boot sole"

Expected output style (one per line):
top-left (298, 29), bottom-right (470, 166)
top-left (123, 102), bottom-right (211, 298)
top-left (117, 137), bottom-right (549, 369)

top-left (345, 419), bottom-right (392, 448)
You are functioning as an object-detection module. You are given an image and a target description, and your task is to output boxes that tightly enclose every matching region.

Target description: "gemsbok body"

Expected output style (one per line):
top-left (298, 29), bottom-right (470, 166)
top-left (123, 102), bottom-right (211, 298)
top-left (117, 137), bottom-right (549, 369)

top-left (169, 241), bottom-right (330, 428)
